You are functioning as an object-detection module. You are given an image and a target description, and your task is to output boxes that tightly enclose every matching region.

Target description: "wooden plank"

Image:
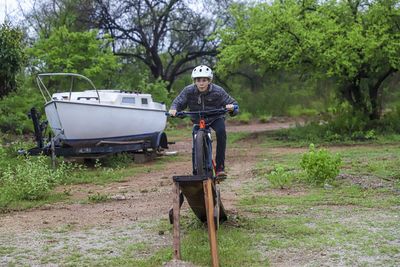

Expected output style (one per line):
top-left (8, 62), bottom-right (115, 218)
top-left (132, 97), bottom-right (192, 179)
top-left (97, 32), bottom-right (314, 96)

top-left (173, 181), bottom-right (181, 260)
top-left (204, 179), bottom-right (219, 267)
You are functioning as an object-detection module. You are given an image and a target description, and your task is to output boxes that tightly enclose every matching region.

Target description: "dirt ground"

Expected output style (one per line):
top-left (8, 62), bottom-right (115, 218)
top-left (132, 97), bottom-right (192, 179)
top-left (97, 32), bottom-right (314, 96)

top-left (0, 120), bottom-right (298, 266)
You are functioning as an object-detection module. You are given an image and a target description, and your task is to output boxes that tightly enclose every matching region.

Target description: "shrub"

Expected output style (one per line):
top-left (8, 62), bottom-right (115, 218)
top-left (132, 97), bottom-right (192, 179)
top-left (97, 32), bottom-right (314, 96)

top-left (258, 114), bottom-right (272, 123)
top-left (230, 111), bottom-right (252, 124)
top-left (0, 23), bottom-right (25, 98)
top-left (138, 78), bottom-right (170, 105)
top-left (0, 85), bottom-right (44, 134)
top-left (0, 155), bottom-right (70, 201)
top-left (0, 144), bottom-right (7, 175)
top-left (267, 165), bottom-right (293, 189)
top-left (100, 152), bottom-right (133, 168)
top-left (300, 144), bottom-right (342, 185)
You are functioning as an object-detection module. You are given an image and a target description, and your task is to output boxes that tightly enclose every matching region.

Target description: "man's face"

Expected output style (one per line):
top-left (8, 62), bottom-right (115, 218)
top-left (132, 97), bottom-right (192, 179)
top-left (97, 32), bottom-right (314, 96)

top-left (194, 77), bottom-right (211, 92)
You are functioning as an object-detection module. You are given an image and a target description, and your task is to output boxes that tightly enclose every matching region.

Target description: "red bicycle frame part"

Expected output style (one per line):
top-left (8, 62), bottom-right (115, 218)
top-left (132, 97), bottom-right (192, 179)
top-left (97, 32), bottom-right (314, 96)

top-left (199, 119), bottom-right (206, 129)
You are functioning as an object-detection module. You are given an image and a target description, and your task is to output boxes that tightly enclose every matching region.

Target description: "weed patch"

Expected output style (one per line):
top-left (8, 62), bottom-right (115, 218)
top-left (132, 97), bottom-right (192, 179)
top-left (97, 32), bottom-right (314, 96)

top-left (300, 144), bottom-right (342, 185)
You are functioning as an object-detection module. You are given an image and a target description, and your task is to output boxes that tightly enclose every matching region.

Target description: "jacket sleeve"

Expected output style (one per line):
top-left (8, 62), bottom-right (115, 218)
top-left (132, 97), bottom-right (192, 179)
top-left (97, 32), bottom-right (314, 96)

top-left (220, 88), bottom-right (239, 116)
top-left (170, 87), bottom-right (189, 111)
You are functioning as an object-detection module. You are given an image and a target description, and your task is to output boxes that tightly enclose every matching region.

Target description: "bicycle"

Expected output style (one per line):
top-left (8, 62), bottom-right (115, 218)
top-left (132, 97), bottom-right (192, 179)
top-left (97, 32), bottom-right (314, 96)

top-left (166, 106), bottom-right (238, 228)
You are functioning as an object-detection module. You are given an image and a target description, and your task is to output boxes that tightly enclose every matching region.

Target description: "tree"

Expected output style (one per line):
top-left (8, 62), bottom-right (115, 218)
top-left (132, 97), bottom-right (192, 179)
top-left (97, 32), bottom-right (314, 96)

top-left (0, 23), bottom-right (25, 98)
top-left (27, 26), bottom-right (119, 85)
top-left (94, 0), bottom-right (231, 91)
top-left (19, 0), bottom-right (97, 38)
top-left (218, 0), bottom-right (400, 120)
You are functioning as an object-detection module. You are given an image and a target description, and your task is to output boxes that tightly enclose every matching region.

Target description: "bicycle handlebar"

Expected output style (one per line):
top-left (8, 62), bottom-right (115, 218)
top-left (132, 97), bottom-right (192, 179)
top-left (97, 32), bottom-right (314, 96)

top-left (165, 105), bottom-right (239, 118)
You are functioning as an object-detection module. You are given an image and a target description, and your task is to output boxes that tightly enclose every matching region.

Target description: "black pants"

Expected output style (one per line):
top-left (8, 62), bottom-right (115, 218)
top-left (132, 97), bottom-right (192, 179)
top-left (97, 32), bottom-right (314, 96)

top-left (192, 117), bottom-right (226, 173)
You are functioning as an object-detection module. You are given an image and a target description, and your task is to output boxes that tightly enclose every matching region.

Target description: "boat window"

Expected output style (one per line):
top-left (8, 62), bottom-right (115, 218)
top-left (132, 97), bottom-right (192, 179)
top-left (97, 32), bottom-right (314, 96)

top-left (141, 98), bottom-right (148, 105)
top-left (77, 97), bottom-right (99, 100)
top-left (122, 97), bottom-right (136, 104)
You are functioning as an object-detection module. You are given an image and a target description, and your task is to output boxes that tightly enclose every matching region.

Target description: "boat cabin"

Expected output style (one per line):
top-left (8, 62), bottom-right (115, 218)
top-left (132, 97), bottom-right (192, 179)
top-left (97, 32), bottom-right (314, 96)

top-left (51, 90), bottom-right (164, 110)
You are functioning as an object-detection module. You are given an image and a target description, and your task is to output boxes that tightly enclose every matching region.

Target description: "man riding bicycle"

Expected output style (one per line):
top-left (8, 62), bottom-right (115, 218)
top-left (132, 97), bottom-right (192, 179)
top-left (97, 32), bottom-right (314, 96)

top-left (169, 65), bottom-right (239, 178)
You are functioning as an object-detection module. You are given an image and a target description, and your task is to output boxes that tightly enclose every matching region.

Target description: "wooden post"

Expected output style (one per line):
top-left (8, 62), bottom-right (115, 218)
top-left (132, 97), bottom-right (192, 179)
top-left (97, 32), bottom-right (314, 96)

top-left (204, 179), bottom-right (219, 267)
top-left (173, 181), bottom-right (181, 260)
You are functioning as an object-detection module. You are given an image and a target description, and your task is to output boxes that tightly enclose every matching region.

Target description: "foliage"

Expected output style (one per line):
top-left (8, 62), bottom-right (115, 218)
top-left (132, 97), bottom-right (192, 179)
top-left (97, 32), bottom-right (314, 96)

top-left (138, 78), bottom-right (170, 106)
top-left (223, 68), bottom-right (335, 117)
top-left (218, 0), bottom-right (400, 120)
top-left (0, 23), bottom-right (25, 98)
top-left (0, 144), bottom-right (7, 175)
top-left (99, 153), bottom-right (133, 169)
top-left (258, 114), bottom-right (272, 123)
top-left (21, 0), bottom-right (97, 37)
top-left (0, 84), bottom-right (44, 134)
top-left (27, 26), bottom-right (119, 86)
top-left (87, 192), bottom-right (110, 203)
top-left (0, 155), bottom-right (70, 202)
top-left (229, 111), bottom-right (252, 124)
top-left (267, 165), bottom-right (293, 189)
top-left (272, 102), bottom-right (398, 143)
top-left (300, 144), bottom-right (342, 185)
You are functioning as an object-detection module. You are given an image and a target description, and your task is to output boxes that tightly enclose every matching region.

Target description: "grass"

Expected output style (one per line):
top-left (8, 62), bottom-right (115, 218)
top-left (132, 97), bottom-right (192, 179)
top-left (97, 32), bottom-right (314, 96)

top-left (1, 129), bottom-right (400, 266)
top-left (235, 133), bottom-right (400, 266)
top-left (0, 122), bottom-right (201, 210)
top-left (87, 192), bottom-right (110, 203)
top-left (0, 192), bottom-right (69, 213)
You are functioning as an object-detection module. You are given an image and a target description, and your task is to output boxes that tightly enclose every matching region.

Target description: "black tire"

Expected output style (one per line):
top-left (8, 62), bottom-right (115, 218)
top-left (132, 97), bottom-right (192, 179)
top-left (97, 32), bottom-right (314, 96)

top-left (195, 131), bottom-right (208, 176)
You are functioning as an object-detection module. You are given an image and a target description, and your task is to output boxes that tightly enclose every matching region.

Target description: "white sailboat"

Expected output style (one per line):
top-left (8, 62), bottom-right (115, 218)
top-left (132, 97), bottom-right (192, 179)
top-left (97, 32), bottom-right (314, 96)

top-left (36, 73), bottom-right (167, 147)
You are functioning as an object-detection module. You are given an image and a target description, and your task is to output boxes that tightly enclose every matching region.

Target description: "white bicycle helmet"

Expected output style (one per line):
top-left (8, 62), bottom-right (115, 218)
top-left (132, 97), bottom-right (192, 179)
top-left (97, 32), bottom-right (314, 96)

top-left (191, 65), bottom-right (213, 80)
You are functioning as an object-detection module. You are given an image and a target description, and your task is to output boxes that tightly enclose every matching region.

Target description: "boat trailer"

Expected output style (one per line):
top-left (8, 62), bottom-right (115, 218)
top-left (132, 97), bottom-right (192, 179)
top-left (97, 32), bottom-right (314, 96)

top-left (24, 107), bottom-right (169, 158)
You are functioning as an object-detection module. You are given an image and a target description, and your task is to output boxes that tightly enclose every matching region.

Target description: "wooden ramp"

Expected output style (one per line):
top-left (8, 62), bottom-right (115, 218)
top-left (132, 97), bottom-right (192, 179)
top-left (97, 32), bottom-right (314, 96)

top-left (172, 175), bottom-right (227, 267)
top-left (173, 175), bottom-right (227, 223)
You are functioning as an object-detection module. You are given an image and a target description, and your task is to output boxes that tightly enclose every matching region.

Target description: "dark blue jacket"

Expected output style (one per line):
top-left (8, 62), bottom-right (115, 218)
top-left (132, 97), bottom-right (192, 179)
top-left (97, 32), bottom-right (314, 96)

top-left (170, 84), bottom-right (239, 124)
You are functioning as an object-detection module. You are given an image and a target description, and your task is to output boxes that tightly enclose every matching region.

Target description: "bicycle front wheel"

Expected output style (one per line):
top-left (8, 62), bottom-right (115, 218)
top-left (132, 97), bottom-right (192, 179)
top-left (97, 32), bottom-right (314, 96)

top-left (194, 131), bottom-right (208, 176)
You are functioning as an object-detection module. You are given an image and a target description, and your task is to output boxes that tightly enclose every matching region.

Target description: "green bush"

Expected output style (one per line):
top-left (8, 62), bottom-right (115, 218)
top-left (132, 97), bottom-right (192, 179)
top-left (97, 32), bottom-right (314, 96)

top-left (0, 144), bottom-right (7, 175)
top-left (138, 78), bottom-right (170, 106)
top-left (258, 114), bottom-right (272, 123)
top-left (267, 165), bottom-right (293, 189)
top-left (230, 111), bottom-right (252, 124)
top-left (0, 84), bottom-right (44, 134)
top-left (273, 102), bottom-right (385, 143)
top-left (300, 144), bottom-right (342, 185)
top-left (376, 104), bottom-right (400, 134)
top-left (100, 152), bottom-right (133, 168)
top-left (287, 105), bottom-right (319, 117)
top-left (0, 155), bottom-right (70, 202)
top-left (0, 23), bottom-right (25, 98)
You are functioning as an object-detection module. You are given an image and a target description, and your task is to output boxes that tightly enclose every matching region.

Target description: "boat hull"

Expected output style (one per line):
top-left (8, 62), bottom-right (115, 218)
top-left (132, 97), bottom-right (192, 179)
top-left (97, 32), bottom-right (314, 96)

top-left (45, 101), bottom-right (167, 147)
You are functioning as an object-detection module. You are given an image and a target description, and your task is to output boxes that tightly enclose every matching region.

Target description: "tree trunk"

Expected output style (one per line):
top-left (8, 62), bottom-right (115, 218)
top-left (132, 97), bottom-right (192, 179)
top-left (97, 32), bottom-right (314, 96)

top-left (340, 79), bottom-right (368, 116)
top-left (368, 68), bottom-right (395, 120)
top-left (368, 85), bottom-right (380, 120)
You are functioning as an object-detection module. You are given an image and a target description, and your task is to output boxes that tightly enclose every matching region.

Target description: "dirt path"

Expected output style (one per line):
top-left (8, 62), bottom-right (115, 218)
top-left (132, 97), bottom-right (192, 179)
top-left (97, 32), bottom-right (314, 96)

top-left (0, 121), bottom-right (293, 266)
top-left (0, 121), bottom-right (293, 233)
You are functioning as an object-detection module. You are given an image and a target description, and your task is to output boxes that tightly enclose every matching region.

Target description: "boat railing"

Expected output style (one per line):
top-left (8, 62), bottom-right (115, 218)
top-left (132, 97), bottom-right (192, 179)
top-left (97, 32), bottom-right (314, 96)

top-left (36, 73), bottom-right (101, 103)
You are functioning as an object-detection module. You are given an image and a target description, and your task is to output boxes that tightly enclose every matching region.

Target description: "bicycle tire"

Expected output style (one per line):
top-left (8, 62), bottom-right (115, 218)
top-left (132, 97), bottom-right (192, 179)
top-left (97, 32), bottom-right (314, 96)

top-left (195, 131), bottom-right (208, 176)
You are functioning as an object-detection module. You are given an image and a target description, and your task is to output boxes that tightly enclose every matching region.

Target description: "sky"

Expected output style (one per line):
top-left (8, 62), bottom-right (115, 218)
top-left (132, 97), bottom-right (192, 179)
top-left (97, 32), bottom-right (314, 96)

top-left (0, 0), bottom-right (29, 24)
